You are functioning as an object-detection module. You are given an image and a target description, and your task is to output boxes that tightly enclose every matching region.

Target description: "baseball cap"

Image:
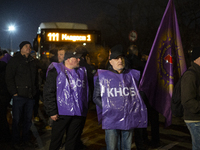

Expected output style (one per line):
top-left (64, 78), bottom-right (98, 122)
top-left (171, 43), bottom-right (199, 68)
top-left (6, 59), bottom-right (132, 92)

top-left (191, 47), bottom-right (200, 61)
top-left (64, 49), bottom-right (82, 60)
top-left (110, 44), bottom-right (124, 60)
top-left (75, 46), bottom-right (89, 57)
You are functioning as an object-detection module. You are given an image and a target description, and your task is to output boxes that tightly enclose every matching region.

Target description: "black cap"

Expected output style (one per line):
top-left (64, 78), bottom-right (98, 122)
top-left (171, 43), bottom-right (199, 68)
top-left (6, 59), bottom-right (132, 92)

top-left (50, 49), bottom-right (58, 55)
top-left (192, 47), bottom-right (200, 61)
top-left (110, 44), bottom-right (124, 60)
top-left (75, 46), bottom-right (89, 57)
top-left (19, 41), bottom-right (31, 50)
top-left (64, 50), bottom-right (82, 60)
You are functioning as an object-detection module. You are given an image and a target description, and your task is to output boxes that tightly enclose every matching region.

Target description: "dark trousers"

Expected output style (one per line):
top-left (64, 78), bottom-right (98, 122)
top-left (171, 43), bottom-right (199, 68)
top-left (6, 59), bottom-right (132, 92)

top-left (134, 128), bottom-right (148, 150)
top-left (12, 96), bottom-right (35, 144)
top-left (135, 106), bottom-right (160, 149)
top-left (148, 105), bottom-right (160, 144)
top-left (135, 91), bottom-right (160, 149)
top-left (0, 100), bottom-right (11, 142)
top-left (49, 116), bottom-right (86, 150)
top-left (33, 91), bottom-right (40, 117)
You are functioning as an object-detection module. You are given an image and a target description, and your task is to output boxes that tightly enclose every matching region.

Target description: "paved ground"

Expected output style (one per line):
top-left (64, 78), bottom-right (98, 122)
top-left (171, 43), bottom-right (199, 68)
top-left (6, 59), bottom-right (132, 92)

top-left (0, 102), bottom-right (192, 150)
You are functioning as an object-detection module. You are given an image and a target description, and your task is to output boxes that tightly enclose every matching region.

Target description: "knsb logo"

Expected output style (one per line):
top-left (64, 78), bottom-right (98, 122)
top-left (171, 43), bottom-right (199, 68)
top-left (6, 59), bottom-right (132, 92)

top-left (69, 78), bottom-right (85, 89)
top-left (103, 87), bottom-right (136, 97)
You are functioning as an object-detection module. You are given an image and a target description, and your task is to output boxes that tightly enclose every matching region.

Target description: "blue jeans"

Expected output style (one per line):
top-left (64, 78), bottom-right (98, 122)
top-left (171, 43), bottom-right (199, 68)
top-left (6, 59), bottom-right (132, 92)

top-left (12, 96), bottom-right (35, 144)
top-left (186, 122), bottom-right (200, 150)
top-left (105, 129), bottom-right (133, 150)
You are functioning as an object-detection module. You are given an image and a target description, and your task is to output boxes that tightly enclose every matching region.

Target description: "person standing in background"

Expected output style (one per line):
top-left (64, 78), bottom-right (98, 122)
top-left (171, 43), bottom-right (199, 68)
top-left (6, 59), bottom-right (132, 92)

top-left (0, 51), bottom-right (12, 144)
top-left (6, 41), bottom-right (37, 149)
top-left (181, 47), bottom-right (200, 150)
top-left (57, 48), bottom-right (65, 63)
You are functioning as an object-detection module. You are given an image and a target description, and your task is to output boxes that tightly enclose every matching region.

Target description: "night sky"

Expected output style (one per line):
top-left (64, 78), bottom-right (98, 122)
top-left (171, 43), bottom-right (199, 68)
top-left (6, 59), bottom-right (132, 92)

top-left (0, 0), bottom-right (119, 51)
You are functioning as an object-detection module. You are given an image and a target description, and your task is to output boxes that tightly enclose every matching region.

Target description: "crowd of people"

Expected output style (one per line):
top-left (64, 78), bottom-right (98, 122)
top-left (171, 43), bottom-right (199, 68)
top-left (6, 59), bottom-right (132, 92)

top-left (0, 40), bottom-right (199, 150)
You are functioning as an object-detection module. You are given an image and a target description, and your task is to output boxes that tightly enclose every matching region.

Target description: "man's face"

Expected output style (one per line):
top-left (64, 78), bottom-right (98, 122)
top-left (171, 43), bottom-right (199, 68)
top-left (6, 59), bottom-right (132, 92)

top-left (85, 54), bottom-right (91, 65)
top-left (141, 54), bottom-right (148, 62)
top-left (67, 57), bottom-right (80, 69)
top-left (21, 44), bottom-right (31, 56)
top-left (109, 56), bottom-right (125, 72)
top-left (97, 53), bottom-right (104, 63)
top-left (58, 50), bottom-right (65, 63)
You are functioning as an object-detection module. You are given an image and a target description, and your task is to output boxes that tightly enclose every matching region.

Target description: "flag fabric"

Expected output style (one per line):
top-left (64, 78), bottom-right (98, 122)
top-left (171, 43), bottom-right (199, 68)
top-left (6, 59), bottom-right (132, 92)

top-left (139, 0), bottom-right (187, 127)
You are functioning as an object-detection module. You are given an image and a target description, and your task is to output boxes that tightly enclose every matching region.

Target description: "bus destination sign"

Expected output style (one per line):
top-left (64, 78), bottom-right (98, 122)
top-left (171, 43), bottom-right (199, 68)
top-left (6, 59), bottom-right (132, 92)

top-left (46, 32), bottom-right (93, 42)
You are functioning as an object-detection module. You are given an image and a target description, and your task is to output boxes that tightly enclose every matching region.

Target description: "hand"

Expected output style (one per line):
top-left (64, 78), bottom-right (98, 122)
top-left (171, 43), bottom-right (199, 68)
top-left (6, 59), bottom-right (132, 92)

top-left (51, 114), bottom-right (59, 121)
top-left (13, 94), bottom-right (18, 96)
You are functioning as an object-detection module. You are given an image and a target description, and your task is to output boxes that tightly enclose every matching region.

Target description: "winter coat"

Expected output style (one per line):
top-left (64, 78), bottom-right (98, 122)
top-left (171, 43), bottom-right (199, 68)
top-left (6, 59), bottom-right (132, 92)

top-left (43, 68), bottom-right (58, 116)
top-left (6, 53), bottom-right (37, 98)
top-left (0, 61), bottom-right (11, 103)
top-left (181, 62), bottom-right (200, 120)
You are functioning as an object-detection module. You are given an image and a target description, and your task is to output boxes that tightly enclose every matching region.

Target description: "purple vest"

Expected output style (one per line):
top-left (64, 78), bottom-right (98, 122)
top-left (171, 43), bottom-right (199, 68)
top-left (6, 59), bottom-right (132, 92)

top-left (98, 69), bottom-right (147, 130)
top-left (47, 62), bottom-right (89, 117)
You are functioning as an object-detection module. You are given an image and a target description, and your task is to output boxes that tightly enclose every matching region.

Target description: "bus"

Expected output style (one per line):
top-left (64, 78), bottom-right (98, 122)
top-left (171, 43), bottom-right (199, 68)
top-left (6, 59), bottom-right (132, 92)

top-left (33, 22), bottom-right (101, 59)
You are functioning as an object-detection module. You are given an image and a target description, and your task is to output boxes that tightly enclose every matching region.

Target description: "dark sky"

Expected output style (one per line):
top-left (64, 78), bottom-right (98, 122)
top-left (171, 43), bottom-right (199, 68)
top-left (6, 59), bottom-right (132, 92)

top-left (0, 0), bottom-right (117, 51)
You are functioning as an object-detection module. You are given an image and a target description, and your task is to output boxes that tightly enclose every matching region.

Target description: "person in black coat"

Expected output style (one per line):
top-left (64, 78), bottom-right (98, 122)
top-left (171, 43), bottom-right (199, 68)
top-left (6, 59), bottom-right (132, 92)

top-left (6, 41), bottom-right (37, 149)
top-left (181, 47), bottom-right (200, 150)
top-left (43, 47), bottom-right (88, 150)
top-left (0, 51), bottom-right (12, 143)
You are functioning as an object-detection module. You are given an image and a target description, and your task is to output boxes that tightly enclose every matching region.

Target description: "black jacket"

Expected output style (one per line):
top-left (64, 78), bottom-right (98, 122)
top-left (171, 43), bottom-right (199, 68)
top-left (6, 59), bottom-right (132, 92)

top-left (0, 61), bottom-right (11, 103)
top-left (181, 62), bottom-right (200, 120)
top-left (6, 53), bottom-right (37, 98)
top-left (43, 68), bottom-right (58, 116)
top-left (79, 58), bottom-right (97, 100)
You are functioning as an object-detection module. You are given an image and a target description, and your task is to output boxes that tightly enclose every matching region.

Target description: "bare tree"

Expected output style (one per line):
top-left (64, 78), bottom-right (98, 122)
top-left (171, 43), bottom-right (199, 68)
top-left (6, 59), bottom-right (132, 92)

top-left (89, 0), bottom-right (200, 63)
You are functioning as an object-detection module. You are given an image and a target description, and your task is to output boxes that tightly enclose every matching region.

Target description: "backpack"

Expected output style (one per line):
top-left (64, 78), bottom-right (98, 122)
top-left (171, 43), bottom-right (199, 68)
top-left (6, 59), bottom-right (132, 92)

top-left (171, 69), bottom-right (198, 117)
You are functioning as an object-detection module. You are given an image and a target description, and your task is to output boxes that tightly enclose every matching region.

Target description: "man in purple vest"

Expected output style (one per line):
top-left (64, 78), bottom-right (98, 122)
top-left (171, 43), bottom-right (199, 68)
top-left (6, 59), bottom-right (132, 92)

top-left (93, 45), bottom-right (147, 150)
top-left (43, 45), bottom-right (89, 150)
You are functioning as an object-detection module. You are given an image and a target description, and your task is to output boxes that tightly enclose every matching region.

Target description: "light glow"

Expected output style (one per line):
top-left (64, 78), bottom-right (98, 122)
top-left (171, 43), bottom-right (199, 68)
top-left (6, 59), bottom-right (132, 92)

top-left (47, 32), bottom-right (92, 42)
top-left (8, 25), bottom-right (15, 31)
top-left (47, 33), bottom-right (59, 41)
top-left (62, 34), bottom-right (87, 41)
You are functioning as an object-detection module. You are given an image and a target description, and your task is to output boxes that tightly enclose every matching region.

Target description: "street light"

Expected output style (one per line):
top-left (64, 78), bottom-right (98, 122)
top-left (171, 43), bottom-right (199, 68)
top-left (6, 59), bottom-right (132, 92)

top-left (8, 25), bottom-right (15, 51)
top-left (8, 25), bottom-right (15, 31)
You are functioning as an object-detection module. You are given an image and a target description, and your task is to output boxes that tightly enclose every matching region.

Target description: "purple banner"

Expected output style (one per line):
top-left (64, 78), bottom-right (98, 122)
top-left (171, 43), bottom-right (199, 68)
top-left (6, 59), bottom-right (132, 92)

top-left (139, 0), bottom-right (187, 127)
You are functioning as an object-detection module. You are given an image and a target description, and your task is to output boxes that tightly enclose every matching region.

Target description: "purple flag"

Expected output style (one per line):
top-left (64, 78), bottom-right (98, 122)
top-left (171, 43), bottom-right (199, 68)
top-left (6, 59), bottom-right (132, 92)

top-left (139, 0), bottom-right (187, 127)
